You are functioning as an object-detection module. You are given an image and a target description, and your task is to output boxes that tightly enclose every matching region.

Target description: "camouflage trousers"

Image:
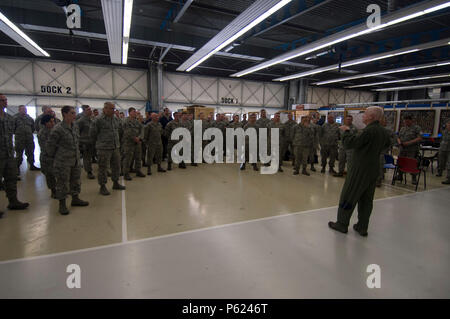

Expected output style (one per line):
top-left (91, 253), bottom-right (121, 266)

top-left (147, 143), bottom-right (162, 166)
top-left (15, 137), bottom-right (35, 166)
top-left (97, 148), bottom-right (121, 185)
top-left (338, 148), bottom-right (353, 173)
top-left (40, 155), bottom-right (55, 190)
top-left (53, 163), bottom-right (81, 200)
top-left (122, 142), bottom-right (142, 174)
top-left (320, 144), bottom-right (338, 169)
top-left (0, 157), bottom-right (18, 202)
top-left (438, 150), bottom-right (449, 176)
top-left (80, 143), bottom-right (94, 173)
top-left (167, 142), bottom-right (175, 164)
top-left (294, 146), bottom-right (311, 170)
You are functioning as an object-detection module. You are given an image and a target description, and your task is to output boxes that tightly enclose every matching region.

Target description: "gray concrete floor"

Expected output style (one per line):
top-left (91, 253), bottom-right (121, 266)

top-left (1, 187), bottom-right (449, 298)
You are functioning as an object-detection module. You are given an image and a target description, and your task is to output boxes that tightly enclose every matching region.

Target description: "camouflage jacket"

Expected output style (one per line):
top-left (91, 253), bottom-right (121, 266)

top-left (256, 117), bottom-right (271, 128)
top-left (292, 123), bottom-right (314, 147)
top-left (228, 121), bottom-right (243, 129)
top-left (319, 123), bottom-right (340, 146)
top-left (90, 115), bottom-right (122, 150)
top-left (144, 121), bottom-right (163, 146)
top-left (37, 126), bottom-right (52, 162)
top-left (13, 113), bottom-right (35, 139)
top-left (46, 121), bottom-right (80, 166)
top-left (75, 113), bottom-right (93, 144)
top-left (310, 122), bottom-right (320, 147)
top-left (283, 119), bottom-right (297, 142)
top-left (165, 119), bottom-right (181, 143)
top-left (338, 124), bottom-right (358, 149)
top-left (268, 121), bottom-right (286, 143)
top-left (399, 125), bottom-right (422, 152)
top-left (0, 112), bottom-right (15, 158)
top-left (122, 117), bottom-right (143, 146)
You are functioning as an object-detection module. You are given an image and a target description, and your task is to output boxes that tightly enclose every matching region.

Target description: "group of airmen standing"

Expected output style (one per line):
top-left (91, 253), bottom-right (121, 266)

top-left (1, 91), bottom-right (449, 218)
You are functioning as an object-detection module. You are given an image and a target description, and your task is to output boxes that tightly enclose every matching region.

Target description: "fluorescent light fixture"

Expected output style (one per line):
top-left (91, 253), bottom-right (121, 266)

top-left (122, 0), bottom-right (133, 64)
top-left (272, 38), bottom-right (450, 82)
top-left (231, 0), bottom-right (450, 77)
top-left (0, 11), bottom-right (50, 57)
top-left (177, 0), bottom-right (293, 72)
top-left (315, 61), bottom-right (450, 85)
top-left (374, 82), bottom-right (450, 91)
top-left (101, 0), bottom-right (133, 65)
top-left (346, 74), bottom-right (450, 88)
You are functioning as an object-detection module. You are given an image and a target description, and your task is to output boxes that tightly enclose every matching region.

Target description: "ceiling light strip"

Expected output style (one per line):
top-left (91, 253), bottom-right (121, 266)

top-left (374, 82), bottom-right (450, 91)
top-left (230, 0), bottom-right (450, 77)
top-left (177, 0), bottom-right (293, 72)
top-left (272, 38), bottom-right (450, 81)
top-left (0, 11), bottom-right (49, 57)
top-left (346, 74), bottom-right (450, 88)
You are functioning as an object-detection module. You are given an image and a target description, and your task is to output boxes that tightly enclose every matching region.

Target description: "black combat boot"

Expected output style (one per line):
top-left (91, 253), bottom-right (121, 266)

top-left (353, 224), bottom-right (368, 237)
top-left (167, 162), bottom-right (172, 171)
top-left (51, 188), bottom-right (57, 199)
top-left (100, 184), bottom-right (110, 196)
top-left (278, 166), bottom-right (283, 172)
top-left (87, 171), bottom-right (95, 179)
top-left (157, 165), bottom-right (166, 172)
top-left (124, 173), bottom-right (132, 181)
top-left (329, 168), bottom-right (337, 174)
top-left (321, 166), bottom-right (326, 173)
top-left (29, 164), bottom-right (40, 171)
top-left (136, 170), bottom-right (145, 177)
top-left (293, 169), bottom-right (299, 175)
top-left (310, 165), bottom-right (316, 172)
top-left (7, 197), bottom-right (29, 210)
top-left (328, 221), bottom-right (348, 234)
top-left (71, 195), bottom-right (89, 207)
top-left (442, 179), bottom-right (450, 185)
top-left (147, 168), bottom-right (152, 175)
top-left (252, 163), bottom-right (258, 171)
top-left (179, 162), bottom-right (186, 169)
top-left (113, 181), bottom-right (126, 190)
top-left (302, 168), bottom-right (310, 176)
top-left (59, 199), bottom-right (69, 215)
top-left (240, 163), bottom-right (246, 170)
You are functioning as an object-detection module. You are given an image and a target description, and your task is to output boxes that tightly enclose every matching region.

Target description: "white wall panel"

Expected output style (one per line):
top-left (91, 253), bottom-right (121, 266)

top-left (344, 90), bottom-right (360, 104)
top-left (264, 83), bottom-right (285, 107)
top-left (192, 76), bottom-right (218, 105)
top-left (113, 68), bottom-right (147, 100)
top-left (76, 64), bottom-right (113, 98)
top-left (0, 58), bottom-right (34, 94)
top-left (34, 61), bottom-right (75, 96)
top-left (360, 91), bottom-right (375, 103)
top-left (163, 73), bottom-right (191, 103)
top-left (242, 81), bottom-right (264, 107)
top-left (218, 79), bottom-right (241, 104)
top-left (311, 87), bottom-right (329, 106)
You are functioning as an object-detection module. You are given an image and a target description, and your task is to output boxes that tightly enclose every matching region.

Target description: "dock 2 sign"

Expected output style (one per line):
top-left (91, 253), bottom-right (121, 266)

top-left (41, 85), bottom-right (73, 95)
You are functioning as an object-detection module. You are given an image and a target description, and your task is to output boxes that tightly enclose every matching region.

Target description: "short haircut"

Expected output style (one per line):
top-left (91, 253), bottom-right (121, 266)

top-left (18, 105), bottom-right (26, 109)
top-left (42, 105), bottom-right (50, 112)
top-left (61, 105), bottom-right (73, 116)
top-left (41, 114), bottom-right (54, 125)
top-left (81, 105), bottom-right (90, 111)
top-left (128, 107), bottom-right (136, 113)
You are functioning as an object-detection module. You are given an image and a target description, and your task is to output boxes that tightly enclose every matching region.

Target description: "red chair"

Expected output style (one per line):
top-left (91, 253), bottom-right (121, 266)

top-left (392, 157), bottom-right (426, 191)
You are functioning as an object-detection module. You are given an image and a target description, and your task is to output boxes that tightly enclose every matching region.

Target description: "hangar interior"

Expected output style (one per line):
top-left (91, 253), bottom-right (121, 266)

top-left (0, 0), bottom-right (449, 298)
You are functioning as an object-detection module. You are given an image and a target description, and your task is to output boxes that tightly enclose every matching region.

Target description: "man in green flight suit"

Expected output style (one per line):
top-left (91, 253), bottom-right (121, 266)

top-left (328, 106), bottom-right (391, 237)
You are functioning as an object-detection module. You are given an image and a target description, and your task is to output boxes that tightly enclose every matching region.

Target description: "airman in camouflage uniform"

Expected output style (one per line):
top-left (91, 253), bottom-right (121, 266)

top-left (35, 105), bottom-right (53, 133)
top-left (46, 106), bottom-right (89, 215)
top-left (14, 105), bottom-right (40, 172)
top-left (319, 114), bottom-right (340, 174)
top-left (439, 120), bottom-right (450, 184)
top-left (309, 113), bottom-right (320, 172)
top-left (122, 107), bottom-right (145, 180)
top-left (397, 115), bottom-right (422, 184)
top-left (165, 112), bottom-right (181, 170)
top-left (37, 114), bottom-right (56, 198)
top-left (144, 113), bottom-right (166, 174)
top-left (292, 116), bottom-right (314, 176)
top-left (283, 112), bottom-right (297, 164)
top-left (376, 116), bottom-right (396, 187)
top-left (214, 114), bottom-right (228, 158)
top-left (240, 113), bottom-right (259, 171)
top-left (0, 94), bottom-right (29, 217)
top-left (90, 102), bottom-right (126, 196)
top-left (268, 112), bottom-right (285, 172)
top-left (334, 115), bottom-right (358, 177)
top-left (241, 114), bottom-right (248, 127)
top-left (75, 105), bottom-right (95, 179)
